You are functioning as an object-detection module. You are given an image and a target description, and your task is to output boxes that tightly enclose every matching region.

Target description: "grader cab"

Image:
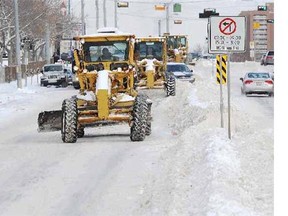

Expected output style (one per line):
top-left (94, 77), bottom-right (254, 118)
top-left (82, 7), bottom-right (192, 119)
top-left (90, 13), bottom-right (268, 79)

top-left (164, 34), bottom-right (188, 63)
top-left (134, 37), bottom-right (176, 96)
top-left (38, 29), bottom-right (152, 143)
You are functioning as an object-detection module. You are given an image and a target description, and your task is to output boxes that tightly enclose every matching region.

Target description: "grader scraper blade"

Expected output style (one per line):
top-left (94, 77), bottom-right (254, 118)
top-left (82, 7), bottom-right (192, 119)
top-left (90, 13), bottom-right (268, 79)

top-left (37, 110), bottom-right (62, 132)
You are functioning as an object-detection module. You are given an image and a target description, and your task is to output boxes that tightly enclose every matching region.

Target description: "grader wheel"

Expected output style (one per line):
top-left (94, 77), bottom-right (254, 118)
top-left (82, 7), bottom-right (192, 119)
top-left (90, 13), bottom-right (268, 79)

top-left (166, 75), bottom-right (176, 96)
top-left (61, 98), bottom-right (78, 143)
top-left (130, 95), bottom-right (148, 141)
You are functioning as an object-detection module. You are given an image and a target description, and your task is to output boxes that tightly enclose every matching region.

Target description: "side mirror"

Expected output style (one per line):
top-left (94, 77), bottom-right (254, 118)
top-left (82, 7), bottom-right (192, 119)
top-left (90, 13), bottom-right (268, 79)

top-left (64, 69), bottom-right (67, 73)
top-left (240, 77), bottom-right (243, 82)
top-left (40, 69), bottom-right (43, 74)
top-left (190, 69), bottom-right (193, 73)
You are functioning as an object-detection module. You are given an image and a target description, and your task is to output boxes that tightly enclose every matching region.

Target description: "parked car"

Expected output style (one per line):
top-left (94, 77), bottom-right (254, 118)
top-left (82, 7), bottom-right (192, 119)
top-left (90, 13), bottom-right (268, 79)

top-left (240, 72), bottom-right (274, 96)
top-left (40, 64), bottom-right (69, 87)
top-left (166, 62), bottom-right (195, 83)
top-left (261, 50), bottom-right (274, 66)
top-left (64, 68), bottom-right (73, 85)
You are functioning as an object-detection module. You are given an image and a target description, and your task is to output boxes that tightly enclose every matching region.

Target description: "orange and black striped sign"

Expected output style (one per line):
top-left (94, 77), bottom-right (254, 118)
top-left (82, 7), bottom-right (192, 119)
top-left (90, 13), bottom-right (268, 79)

top-left (216, 54), bottom-right (227, 84)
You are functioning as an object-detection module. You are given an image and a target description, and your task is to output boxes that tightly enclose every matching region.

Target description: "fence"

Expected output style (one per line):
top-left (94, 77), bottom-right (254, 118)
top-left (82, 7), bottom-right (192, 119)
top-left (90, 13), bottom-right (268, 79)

top-left (0, 61), bottom-right (46, 84)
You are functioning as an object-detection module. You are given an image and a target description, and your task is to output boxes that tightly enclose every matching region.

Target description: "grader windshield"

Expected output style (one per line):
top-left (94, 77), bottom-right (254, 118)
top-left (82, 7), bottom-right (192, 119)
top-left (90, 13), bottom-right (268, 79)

top-left (134, 41), bottom-right (164, 61)
top-left (167, 36), bottom-right (187, 49)
top-left (83, 41), bottom-right (128, 62)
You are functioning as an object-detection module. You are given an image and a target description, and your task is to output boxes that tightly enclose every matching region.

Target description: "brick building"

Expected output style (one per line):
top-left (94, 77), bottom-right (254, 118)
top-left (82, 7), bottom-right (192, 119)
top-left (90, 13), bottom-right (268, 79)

top-left (231, 3), bottom-right (274, 62)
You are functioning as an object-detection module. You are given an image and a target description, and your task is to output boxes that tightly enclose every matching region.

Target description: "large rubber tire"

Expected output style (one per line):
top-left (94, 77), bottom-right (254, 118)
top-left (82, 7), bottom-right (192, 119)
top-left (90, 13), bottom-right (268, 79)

top-left (166, 75), bottom-right (176, 96)
top-left (130, 95), bottom-right (148, 141)
top-left (61, 98), bottom-right (78, 143)
top-left (138, 94), bottom-right (152, 136)
top-left (77, 127), bottom-right (85, 138)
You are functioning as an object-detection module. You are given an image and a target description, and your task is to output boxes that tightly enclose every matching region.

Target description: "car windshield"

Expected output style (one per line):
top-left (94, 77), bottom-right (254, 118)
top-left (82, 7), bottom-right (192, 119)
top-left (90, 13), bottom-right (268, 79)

top-left (83, 41), bottom-right (128, 62)
top-left (247, 73), bottom-right (270, 79)
top-left (167, 64), bottom-right (190, 72)
top-left (44, 65), bottom-right (63, 72)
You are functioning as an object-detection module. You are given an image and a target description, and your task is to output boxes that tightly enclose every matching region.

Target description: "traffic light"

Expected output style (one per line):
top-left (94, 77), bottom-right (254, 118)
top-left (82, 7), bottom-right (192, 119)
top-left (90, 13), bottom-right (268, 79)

top-left (155, 5), bottom-right (165, 11)
top-left (267, 19), bottom-right (274, 23)
top-left (257, 5), bottom-right (267, 11)
top-left (174, 20), bottom-right (182, 24)
top-left (117, 2), bottom-right (129, 8)
top-left (199, 8), bottom-right (219, 18)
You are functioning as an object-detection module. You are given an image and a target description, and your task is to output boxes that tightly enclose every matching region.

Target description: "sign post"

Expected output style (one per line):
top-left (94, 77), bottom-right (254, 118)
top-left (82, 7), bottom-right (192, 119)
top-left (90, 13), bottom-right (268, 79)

top-left (208, 16), bottom-right (246, 139)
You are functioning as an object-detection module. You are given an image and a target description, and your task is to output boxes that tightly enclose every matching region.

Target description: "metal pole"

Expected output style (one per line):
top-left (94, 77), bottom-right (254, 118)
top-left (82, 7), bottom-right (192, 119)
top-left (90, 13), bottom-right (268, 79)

top-left (68, 0), bottom-right (71, 15)
top-left (81, 0), bottom-right (85, 34)
top-left (227, 52), bottom-right (231, 139)
top-left (95, 0), bottom-right (99, 30)
top-left (103, 0), bottom-right (107, 27)
top-left (219, 55), bottom-right (224, 128)
top-left (165, 3), bottom-right (169, 33)
top-left (45, 24), bottom-right (50, 64)
top-left (158, 20), bottom-right (161, 36)
top-left (13, 0), bottom-right (22, 88)
top-left (114, 0), bottom-right (117, 28)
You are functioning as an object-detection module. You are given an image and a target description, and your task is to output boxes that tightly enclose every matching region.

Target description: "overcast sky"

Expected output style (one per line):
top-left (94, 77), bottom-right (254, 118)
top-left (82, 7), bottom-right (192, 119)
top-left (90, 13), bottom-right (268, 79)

top-left (70, 0), bottom-right (274, 51)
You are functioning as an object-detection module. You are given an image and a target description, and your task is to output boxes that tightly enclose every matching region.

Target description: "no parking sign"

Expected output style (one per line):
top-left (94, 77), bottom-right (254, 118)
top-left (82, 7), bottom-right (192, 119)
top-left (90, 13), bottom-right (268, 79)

top-left (209, 16), bottom-right (246, 53)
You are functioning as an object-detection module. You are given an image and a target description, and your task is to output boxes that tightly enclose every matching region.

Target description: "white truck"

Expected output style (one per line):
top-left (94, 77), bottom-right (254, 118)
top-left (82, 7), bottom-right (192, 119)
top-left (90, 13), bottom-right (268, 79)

top-left (40, 64), bottom-right (69, 87)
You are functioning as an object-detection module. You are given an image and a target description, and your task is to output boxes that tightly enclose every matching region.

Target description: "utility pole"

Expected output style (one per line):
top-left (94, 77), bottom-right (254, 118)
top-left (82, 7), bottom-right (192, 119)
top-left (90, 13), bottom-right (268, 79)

top-left (45, 24), bottom-right (50, 64)
top-left (13, 0), bottom-right (22, 88)
top-left (165, 3), bottom-right (170, 33)
top-left (114, 0), bottom-right (117, 28)
top-left (103, 0), bottom-right (107, 27)
top-left (95, 0), bottom-right (99, 30)
top-left (158, 20), bottom-right (161, 36)
top-left (81, 0), bottom-right (85, 34)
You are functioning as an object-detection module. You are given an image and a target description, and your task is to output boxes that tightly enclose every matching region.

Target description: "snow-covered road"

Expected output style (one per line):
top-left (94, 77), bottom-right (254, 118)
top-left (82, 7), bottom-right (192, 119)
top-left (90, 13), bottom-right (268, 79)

top-left (0, 60), bottom-right (273, 216)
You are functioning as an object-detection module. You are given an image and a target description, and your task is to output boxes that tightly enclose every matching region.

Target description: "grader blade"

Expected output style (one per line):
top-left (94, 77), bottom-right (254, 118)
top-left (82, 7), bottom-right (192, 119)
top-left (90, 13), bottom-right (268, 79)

top-left (37, 110), bottom-right (62, 132)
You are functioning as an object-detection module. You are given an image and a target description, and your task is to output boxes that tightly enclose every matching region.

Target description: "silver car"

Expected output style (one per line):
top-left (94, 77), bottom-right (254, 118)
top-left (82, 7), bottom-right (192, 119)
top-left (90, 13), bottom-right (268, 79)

top-left (166, 62), bottom-right (195, 83)
top-left (261, 50), bottom-right (274, 66)
top-left (240, 72), bottom-right (274, 96)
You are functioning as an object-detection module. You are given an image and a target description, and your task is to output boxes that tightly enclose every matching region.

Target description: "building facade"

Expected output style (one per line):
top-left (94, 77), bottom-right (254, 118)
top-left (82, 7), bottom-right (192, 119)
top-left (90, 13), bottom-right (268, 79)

top-left (232, 2), bottom-right (274, 62)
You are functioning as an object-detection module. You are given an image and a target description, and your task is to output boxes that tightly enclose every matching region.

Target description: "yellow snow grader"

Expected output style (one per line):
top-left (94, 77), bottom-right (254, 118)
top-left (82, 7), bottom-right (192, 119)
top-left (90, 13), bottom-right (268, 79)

top-left (163, 33), bottom-right (188, 63)
top-left (38, 28), bottom-right (152, 143)
top-left (134, 36), bottom-right (176, 96)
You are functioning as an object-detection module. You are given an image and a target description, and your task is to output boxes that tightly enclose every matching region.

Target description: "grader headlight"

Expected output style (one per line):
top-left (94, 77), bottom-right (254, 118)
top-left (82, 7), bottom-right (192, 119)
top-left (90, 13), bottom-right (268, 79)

top-left (73, 66), bottom-right (79, 71)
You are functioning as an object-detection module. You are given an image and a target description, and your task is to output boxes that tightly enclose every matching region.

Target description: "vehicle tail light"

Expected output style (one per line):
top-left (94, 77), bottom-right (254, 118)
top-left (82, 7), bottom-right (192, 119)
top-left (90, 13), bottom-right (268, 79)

top-left (265, 80), bottom-right (273, 85)
top-left (244, 80), bottom-right (253, 84)
top-left (267, 56), bottom-right (273, 59)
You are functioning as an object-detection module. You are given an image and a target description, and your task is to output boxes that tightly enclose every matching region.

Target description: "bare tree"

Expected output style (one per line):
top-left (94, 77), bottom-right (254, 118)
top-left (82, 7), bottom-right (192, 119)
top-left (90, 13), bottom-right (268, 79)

top-left (0, 0), bottom-right (76, 65)
top-left (193, 43), bottom-right (204, 55)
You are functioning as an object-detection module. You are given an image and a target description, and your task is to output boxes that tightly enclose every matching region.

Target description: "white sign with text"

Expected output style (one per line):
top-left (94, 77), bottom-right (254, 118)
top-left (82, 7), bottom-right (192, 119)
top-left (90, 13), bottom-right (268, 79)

top-left (209, 16), bottom-right (246, 53)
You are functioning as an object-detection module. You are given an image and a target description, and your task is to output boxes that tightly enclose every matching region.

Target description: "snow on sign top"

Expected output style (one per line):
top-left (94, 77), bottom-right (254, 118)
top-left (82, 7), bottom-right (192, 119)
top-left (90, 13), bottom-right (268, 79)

top-left (209, 16), bottom-right (246, 53)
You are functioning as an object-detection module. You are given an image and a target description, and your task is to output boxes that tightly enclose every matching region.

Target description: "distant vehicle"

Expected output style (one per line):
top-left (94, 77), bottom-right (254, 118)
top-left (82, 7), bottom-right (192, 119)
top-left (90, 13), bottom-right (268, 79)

top-left (40, 64), bottom-right (69, 87)
top-left (240, 72), bottom-right (274, 96)
top-left (64, 68), bottom-right (73, 85)
top-left (167, 62), bottom-right (195, 83)
top-left (2, 52), bottom-right (8, 58)
top-left (261, 50), bottom-right (274, 66)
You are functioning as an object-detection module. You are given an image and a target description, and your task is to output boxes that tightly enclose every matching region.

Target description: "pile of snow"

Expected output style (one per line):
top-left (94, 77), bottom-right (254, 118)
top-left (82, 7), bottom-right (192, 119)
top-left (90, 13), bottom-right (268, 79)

top-left (0, 59), bottom-right (273, 216)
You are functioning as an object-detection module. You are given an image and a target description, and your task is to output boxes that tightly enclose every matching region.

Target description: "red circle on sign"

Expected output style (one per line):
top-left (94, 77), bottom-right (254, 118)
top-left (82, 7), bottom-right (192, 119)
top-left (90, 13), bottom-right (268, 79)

top-left (219, 18), bottom-right (237, 35)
